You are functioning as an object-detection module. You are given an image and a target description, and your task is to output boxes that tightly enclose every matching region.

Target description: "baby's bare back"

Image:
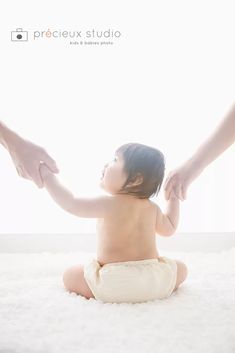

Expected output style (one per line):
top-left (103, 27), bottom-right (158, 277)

top-left (96, 195), bottom-right (160, 265)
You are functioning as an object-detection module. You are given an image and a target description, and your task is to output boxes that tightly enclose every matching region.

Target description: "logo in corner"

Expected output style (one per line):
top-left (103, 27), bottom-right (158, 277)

top-left (11, 28), bottom-right (28, 42)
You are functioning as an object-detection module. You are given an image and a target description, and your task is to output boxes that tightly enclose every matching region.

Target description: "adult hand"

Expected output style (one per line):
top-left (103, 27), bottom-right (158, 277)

top-left (39, 163), bottom-right (54, 182)
top-left (164, 160), bottom-right (203, 201)
top-left (164, 104), bottom-right (235, 200)
top-left (8, 136), bottom-right (59, 188)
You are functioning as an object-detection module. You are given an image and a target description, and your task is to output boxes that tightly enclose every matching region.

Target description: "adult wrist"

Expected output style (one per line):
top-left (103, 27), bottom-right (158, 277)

top-left (186, 154), bottom-right (206, 176)
top-left (0, 122), bottom-right (22, 152)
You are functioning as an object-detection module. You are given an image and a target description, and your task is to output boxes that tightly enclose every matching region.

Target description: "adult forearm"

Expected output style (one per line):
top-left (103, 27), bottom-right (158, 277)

top-left (189, 103), bottom-right (235, 172)
top-left (0, 121), bottom-right (19, 150)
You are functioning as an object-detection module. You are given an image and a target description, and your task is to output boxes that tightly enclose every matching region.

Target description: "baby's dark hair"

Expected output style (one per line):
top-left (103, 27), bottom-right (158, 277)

top-left (116, 142), bottom-right (165, 199)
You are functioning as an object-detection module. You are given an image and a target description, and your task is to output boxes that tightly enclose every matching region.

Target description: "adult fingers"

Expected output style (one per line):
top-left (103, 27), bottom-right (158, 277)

top-left (182, 185), bottom-right (188, 200)
top-left (174, 184), bottom-right (184, 201)
top-left (16, 165), bottom-right (29, 179)
top-left (16, 165), bottom-right (22, 177)
top-left (163, 173), bottom-right (171, 190)
top-left (164, 180), bottom-right (173, 200)
top-left (41, 152), bottom-right (59, 173)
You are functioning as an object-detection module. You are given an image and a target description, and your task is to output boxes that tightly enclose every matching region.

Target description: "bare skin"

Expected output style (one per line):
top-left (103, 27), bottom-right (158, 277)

top-left (96, 195), bottom-right (160, 265)
top-left (164, 102), bottom-right (235, 200)
top-left (39, 151), bottom-right (187, 298)
top-left (0, 121), bottom-right (59, 188)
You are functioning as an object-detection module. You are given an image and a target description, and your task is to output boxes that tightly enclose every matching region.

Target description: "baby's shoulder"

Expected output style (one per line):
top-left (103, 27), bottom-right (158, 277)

top-left (148, 200), bottom-right (161, 214)
top-left (148, 199), bottom-right (158, 208)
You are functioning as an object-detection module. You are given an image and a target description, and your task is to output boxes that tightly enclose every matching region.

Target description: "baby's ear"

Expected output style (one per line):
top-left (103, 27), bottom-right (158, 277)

top-left (131, 173), bottom-right (144, 186)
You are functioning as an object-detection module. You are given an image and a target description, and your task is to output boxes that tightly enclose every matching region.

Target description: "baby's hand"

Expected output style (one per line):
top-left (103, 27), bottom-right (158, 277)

top-left (39, 163), bottom-right (53, 183)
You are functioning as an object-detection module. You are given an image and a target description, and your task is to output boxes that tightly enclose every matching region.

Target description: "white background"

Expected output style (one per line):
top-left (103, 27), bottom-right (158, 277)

top-left (0, 0), bottom-right (235, 234)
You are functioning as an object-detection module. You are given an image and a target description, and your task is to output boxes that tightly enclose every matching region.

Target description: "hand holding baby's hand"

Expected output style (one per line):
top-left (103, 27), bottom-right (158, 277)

top-left (167, 190), bottom-right (179, 200)
top-left (39, 163), bottom-right (53, 184)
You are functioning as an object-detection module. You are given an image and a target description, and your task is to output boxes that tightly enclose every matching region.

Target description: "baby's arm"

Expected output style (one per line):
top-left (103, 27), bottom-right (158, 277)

top-left (40, 163), bottom-right (75, 212)
top-left (155, 192), bottom-right (180, 236)
top-left (39, 164), bottom-right (112, 218)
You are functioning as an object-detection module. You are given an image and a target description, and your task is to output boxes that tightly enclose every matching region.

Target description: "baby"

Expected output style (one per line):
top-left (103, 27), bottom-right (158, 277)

top-left (39, 142), bottom-right (188, 303)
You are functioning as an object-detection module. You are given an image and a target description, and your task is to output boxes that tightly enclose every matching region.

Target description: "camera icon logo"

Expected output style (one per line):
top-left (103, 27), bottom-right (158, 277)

top-left (11, 28), bottom-right (28, 42)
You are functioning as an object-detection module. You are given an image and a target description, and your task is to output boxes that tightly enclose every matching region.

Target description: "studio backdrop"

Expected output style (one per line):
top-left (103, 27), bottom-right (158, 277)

top-left (1, 0), bottom-right (235, 234)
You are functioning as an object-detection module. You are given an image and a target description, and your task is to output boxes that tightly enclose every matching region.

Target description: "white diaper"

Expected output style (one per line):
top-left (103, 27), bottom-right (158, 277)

top-left (84, 256), bottom-right (177, 303)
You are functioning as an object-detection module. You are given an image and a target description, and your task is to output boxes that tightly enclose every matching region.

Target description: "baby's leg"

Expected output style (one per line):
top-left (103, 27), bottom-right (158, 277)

top-left (173, 260), bottom-right (188, 291)
top-left (63, 265), bottom-right (95, 299)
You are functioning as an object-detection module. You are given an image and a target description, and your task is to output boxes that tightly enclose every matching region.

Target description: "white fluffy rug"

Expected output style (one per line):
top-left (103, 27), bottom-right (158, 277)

top-left (0, 249), bottom-right (235, 353)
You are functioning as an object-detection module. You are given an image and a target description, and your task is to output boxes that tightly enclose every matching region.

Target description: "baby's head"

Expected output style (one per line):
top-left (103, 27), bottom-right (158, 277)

top-left (100, 142), bottom-right (165, 199)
